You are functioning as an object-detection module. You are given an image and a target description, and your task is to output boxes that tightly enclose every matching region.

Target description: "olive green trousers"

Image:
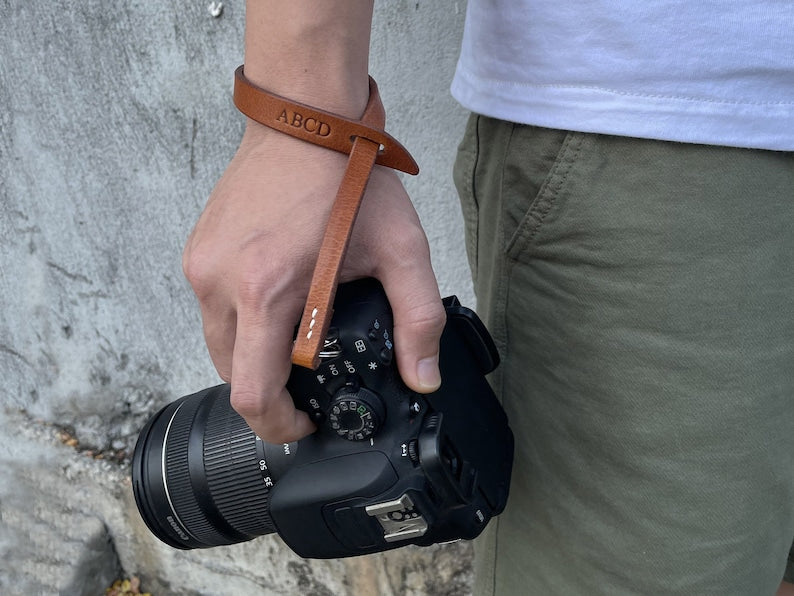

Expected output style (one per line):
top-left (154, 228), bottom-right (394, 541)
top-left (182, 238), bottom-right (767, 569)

top-left (454, 115), bottom-right (794, 595)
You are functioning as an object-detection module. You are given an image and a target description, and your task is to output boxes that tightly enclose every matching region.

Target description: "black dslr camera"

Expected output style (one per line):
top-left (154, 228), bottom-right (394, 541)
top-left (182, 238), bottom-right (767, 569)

top-left (132, 279), bottom-right (513, 558)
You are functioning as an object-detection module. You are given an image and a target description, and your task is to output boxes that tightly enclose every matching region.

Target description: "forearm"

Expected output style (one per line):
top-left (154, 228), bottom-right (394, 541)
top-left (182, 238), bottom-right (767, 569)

top-left (244, 0), bottom-right (374, 119)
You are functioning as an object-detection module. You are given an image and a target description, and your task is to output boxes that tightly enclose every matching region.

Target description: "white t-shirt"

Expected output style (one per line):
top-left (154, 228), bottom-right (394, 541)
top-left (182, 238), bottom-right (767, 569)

top-left (451, 1), bottom-right (794, 151)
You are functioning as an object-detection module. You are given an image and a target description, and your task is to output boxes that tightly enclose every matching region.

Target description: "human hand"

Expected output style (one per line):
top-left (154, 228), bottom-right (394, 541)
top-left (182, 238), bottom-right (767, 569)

top-left (182, 123), bottom-right (446, 443)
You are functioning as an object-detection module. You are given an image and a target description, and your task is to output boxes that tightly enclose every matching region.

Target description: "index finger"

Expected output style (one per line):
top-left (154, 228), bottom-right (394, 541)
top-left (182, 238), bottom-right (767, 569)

top-left (229, 295), bottom-right (315, 444)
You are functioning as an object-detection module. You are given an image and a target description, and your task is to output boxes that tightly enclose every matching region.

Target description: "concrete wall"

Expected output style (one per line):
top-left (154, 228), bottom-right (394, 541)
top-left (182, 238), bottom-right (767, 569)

top-left (0, 1), bottom-right (473, 594)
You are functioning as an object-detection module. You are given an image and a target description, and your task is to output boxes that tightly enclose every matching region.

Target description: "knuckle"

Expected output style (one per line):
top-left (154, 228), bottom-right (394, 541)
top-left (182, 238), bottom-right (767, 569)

top-left (389, 227), bottom-right (431, 262)
top-left (230, 390), bottom-right (287, 443)
top-left (229, 386), bottom-right (268, 419)
top-left (182, 247), bottom-right (215, 298)
top-left (235, 256), bottom-right (287, 309)
top-left (236, 274), bottom-right (269, 308)
top-left (229, 386), bottom-right (296, 443)
top-left (400, 299), bottom-right (447, 339)
top-left (215, 366), bottom-right (232, 383)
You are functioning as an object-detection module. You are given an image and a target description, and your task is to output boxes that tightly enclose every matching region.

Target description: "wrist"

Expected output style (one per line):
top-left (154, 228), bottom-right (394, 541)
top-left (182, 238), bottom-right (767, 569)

top-left (239, 118), bottom-right (348, 171)
top-left (240, 65), bottom-right (370, 121)
top-left (243, 0), bottom-right (373, 119)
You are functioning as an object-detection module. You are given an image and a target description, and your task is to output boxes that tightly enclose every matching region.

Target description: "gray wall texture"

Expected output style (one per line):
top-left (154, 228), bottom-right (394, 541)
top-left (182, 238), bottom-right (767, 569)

top-left (0, 1), bottom-right (474, 594)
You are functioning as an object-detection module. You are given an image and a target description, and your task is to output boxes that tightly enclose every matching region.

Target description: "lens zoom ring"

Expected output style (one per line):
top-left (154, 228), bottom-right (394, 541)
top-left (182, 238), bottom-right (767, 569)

top-left (203, 396), bottom-right (274, 536)
top-left (164, 398), bottom-right (230, 545)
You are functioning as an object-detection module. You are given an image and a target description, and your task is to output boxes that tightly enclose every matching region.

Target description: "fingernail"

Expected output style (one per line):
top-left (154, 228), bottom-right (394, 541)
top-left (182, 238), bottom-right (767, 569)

top-left (417, 355), bottom-right (441, 390)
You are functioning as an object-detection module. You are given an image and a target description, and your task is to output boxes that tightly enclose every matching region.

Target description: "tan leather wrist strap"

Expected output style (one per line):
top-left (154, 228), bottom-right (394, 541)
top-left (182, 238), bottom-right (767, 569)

top-left (232, 65), bottom-right (419, 370)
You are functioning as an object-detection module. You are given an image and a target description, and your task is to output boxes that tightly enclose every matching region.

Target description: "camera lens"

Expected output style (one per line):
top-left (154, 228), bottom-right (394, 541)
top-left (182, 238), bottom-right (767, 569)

top-left (132, 384), bottom-right (294, 549)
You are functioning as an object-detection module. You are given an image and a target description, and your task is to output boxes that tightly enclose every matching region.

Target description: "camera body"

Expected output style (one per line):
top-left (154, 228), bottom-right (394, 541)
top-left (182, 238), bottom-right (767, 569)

top-left (132, 279), bottom-right (513, 558)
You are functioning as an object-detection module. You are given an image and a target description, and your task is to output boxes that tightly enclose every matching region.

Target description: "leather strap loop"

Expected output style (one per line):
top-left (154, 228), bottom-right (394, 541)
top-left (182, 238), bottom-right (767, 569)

top-left (233, 66), bottom-right (418, 175)
top-left (232, 65), bottom-right (419, 369)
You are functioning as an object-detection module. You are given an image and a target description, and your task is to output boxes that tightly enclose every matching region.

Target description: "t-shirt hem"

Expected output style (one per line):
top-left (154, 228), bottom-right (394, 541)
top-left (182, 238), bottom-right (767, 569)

top-left (451, 69), bottom-right (794, 152)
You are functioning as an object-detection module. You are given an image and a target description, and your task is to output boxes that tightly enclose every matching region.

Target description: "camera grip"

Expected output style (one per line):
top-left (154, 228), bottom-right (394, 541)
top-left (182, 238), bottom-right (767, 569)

top-left (269, 451), bottom-right (398, 558)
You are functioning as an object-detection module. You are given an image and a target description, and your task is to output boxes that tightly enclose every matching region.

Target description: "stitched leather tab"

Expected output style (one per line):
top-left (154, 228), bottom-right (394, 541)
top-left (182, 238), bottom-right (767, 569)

top-left (291, 136), bottom-right (381, 369)
top-left (234, 66), bottom-right (418, 175)
top-left (231, 65), bottom-right (419, 370)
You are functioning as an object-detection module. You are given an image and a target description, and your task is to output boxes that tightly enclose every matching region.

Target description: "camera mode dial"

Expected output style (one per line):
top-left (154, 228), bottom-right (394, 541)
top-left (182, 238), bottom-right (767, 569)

top-left (328, 387), bottom-right (385, 441)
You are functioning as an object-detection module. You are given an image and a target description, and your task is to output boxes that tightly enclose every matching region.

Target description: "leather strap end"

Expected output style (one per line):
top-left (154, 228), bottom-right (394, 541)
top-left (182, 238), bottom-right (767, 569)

top-left (290, 137), bottom-right (381, 370)
top-left (291, 303), bottom-right (333, 370)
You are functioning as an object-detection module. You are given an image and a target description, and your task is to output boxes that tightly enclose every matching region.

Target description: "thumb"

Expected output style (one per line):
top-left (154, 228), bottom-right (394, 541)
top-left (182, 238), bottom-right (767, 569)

top-left (380, 268), bottom-right (446, 393)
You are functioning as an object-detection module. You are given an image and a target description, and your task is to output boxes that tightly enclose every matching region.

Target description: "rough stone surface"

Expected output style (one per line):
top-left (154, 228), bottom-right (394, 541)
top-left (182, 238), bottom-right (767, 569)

top-left (1, 1), bottom-right (474, 594)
